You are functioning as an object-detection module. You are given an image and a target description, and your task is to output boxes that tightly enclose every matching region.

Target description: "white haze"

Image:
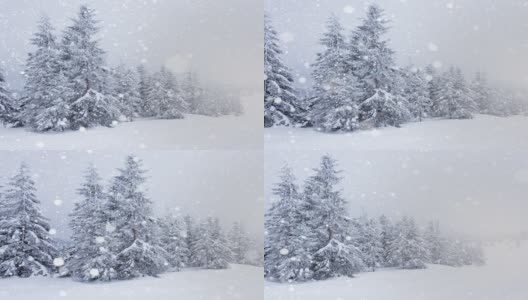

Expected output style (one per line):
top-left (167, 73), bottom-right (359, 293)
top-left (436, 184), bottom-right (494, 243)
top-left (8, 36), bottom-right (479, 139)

top-left (0, 150), bottom-right (263, 244)
top-left (0, 0), bottom-right (263, 97)
top-left (265, 0), bottom-right (528, 92)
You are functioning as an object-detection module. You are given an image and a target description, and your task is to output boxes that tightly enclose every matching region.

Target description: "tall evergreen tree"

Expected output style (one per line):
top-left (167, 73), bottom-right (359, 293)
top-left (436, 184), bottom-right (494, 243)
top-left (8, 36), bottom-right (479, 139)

top-left (61, 5), bottom-right (123, 129)
top-left (431, 67), bottom-right (476, 119)
top-left (105, 156), bottom-right (167, 279)
top-left (355, 215), bottom-right (383, 271)
top-left (0, 164), bottom-right (57, 278)
top-left (136, 64), bottom-right (153, 117)
top-left (387, 216), bottom-right (429, 269)
top-left (18, 15), bottom-right (70, 131)
top-left (68, 165), bottom-right (116, 281)
top-left (182, 71), bottom-right (200, 113)
top-left (303, 156), bottom-right (365, 279)
top-left (159, 214), bottom-right (189, 270)
top-left (192, 217), bottom-right (231, 269)
top-left (423, 220), bottom-right (443, 264)
top-left (110, 65), bottom-right (142, 120)
top-left (264, 15), bottom-right (302, 127)
top-left (403, 66), bottom-right (432, 121)
top-left (183, 214), bottom-right (198, 267)
top-left (264, 166), bottom-right (313, 282)
top-left (0, 68), bottom-right (17, 126)
top-left (349, 4), bottom-right (410, 127)
top-left (228, 221), bottom-right (250, 264)
top-left (378, 214), bottom-right (395, 266)
top-left (310, 15), bottom-right (363, 132)
top-left (148, 67), bottom-right (187, 119)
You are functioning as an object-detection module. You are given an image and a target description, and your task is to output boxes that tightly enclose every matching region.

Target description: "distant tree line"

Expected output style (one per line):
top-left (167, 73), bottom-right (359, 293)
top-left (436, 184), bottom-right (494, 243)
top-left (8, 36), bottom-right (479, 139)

top-left (0, 5), bottom-right (242, 132)
top-left (0, 155), bottom-right (259, 281)
top-left (264, 4), bottom-right (527, 131)
top-left (264, 155), bottom-right (485, 282)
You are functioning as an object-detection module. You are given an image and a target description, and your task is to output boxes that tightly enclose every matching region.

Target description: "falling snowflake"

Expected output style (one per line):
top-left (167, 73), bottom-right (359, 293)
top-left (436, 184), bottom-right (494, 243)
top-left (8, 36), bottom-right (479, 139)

top-left (95, 236), bottom-right (105, 244)
top-left (343, 6), bottom-right (355, 14)
top-left (279, 32), bottom-right (295, 43)
top-left (89, 268), bottom-right (100, 278)
top-left (106, 223), bottom-right (116, 233)
top-left (432, 60), bottom-right (443, 69)
top-left (49, 229), bottom-right (57, 235)
top-left (54, 198), bottom-right (63, 206)
top-left (53, 257), bottom-right (65, 267)
top-left (427, 42), bottom-right (439, 52)
top-left (280, 248), bottom-right (289, 255)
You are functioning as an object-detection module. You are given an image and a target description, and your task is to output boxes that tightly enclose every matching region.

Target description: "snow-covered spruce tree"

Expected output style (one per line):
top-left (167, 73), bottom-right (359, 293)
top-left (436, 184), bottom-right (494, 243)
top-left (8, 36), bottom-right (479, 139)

top-left (228, 221), bottom-right (250, 264)
top-left (110, 65), bottom-right (142, 120)
top-left (192, 217), bottom-right (231, 269)
top-left (68, 165), bottom-right (117, 281)
top-left (355, 215), bottom-right (383, 271)
top-left (136, 64), bottom-right (154, 117)
top-left (60, 5), bottom-right (124, 129)
top-left (148, 67), bottom-right (188, 119)
top-left (159, 214), bottom-right (189, 270)
top-left (387, 216), bottom-right (429, 269)
top-left (470, 72), bottom-right (492, 115)
top-left (310, 15), bottom-right (363, 132)
top-left (181, 71), bottom-right (200, 114)
top-left (0, 164), bottom-right (58, 278)
top-left (105, 156), bottom-right (167, 279)
top-left (183, 214), bottom-right (198, 267)
top-left (264, 15), bottom-right (303, 127)
top-left (349, 4), bottom-right (410, 127)
top-left (18, 15), bottom-right (71, 131)
top-left (402, 66), bottom-right (432, 121)
top-left (431, 67), bottom-right (476, 119)
top-left (0, 68), bottom-right (18, 126)
top-left (264, 166), bottom-right (313, 282)
top-left (378, 215), bottom-right (395, 267)
top-left (304, 156), bottom-right (365, 280)
top-left (423, 221), bottom-right (444, 264)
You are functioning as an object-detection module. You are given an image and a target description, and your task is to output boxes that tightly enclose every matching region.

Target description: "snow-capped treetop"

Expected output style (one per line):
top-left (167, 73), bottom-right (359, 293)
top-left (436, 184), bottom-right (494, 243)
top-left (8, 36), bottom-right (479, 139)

top-left (349, 4), bottom-right (396, 96)
top-left (264, 14), bottom-right (302, 127)
top-left (61, 5), bottom-right (106, 97)
top-left (0, 163), bottom-right (58, 278)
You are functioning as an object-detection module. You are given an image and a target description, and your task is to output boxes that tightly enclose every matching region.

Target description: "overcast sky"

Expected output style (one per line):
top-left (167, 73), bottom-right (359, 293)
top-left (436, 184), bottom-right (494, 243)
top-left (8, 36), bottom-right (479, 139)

top-left (265, 0), bottom-right (528, 90)
top-left (265, 150), bottom-right (528, 239)
top-left (0, 150), bottom-right (263, 244)
top-left (0, 0), bottom-right (262, 92)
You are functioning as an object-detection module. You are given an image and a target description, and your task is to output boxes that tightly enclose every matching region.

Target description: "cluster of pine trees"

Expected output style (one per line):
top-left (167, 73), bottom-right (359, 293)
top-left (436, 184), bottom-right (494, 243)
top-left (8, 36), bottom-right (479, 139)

top-left (264, 155), bottom-right (485, 282)
top-left (264, 4), bottom-right (527, 131)
top-left (0, 5), bottom-right (242, 132)
top-left (0, 156), bottom-right (256, 281)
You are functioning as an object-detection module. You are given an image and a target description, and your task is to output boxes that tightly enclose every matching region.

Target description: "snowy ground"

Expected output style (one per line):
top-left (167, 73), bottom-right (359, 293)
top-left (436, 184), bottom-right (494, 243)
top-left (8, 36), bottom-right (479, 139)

top-left (0, 95), bottom-right (261, 151)
top-left (265, 115), bottom-right (528, 299)
top-left (265, 114), bottom-right (528, 151)
top-left (0, 264), bottom-right (262, 300)
top-left (265, 241), bottom-right (528, 300)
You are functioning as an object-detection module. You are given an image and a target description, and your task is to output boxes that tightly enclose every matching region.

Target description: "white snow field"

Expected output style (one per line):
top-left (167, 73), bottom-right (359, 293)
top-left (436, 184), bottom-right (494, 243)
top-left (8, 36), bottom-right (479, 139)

top-left (0, 94), bottom-right (261, 151)
top-left (265, 241), bottom-right (528, 300)
top-left (0, 264), bottom-right (262, 300)
top-left (265, 114), bottom-right (528, 151)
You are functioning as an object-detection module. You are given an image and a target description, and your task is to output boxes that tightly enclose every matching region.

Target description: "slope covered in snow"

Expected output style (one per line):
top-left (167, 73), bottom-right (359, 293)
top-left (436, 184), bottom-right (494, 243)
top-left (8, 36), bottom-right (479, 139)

top-left (0, 264), bottom-right (262, 300)
top-left (265, 241), bottom-right (528, 300)
top-left (265, 115), bottom-right (528, 151)
top-left (0, 94), bottom-right (262, 151)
